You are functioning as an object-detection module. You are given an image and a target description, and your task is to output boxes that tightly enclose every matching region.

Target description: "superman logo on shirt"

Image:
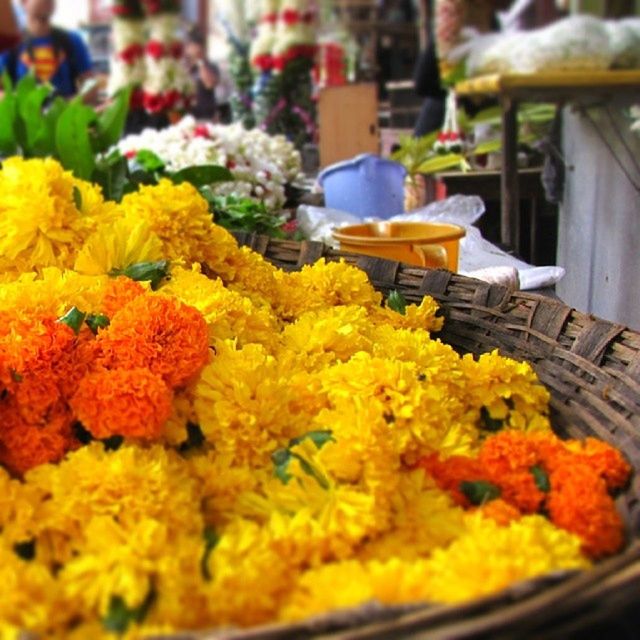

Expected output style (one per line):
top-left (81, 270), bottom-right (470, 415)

top-left (20, 45), bottom-right (66, 83)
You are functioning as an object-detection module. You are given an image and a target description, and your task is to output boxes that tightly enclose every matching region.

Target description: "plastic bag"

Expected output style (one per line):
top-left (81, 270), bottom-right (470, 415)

top-left (297, 197), bottom-right (565, 291)
top-left (465, 16), bottom-right (613, 77)
top-left (606, 19), bottom-right (640, 69)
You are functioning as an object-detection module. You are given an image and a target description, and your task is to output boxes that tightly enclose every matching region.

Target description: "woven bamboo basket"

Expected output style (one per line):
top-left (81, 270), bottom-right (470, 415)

top-left (177, 234), bottom-right (640, 640)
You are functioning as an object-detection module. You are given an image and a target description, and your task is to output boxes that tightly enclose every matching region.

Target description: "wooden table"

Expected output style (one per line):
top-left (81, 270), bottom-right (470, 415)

top-left (455, 71), bottom-right (640, 253)
top-left (435, 167), bottom-right (552, 264)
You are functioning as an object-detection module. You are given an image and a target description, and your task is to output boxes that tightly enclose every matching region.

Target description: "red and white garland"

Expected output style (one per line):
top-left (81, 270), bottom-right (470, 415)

top-left (250, 0), bottom-right (317, 72)
top-left (435, 91), bottom-right (466, 154)
top-left (109, 0), bottom-right (194, 114)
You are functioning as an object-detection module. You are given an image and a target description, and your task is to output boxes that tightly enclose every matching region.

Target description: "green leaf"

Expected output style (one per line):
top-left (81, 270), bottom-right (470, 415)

top-left (289, 430), bottom-right (335, 450)
top-left (201, 527), bottom-right (220, 581)
top-left (73, 185), bottom-right (83, 211)
top-left (179, 422), bottom-right (205, 453)
top-left (93, 152), bottom-right (130, 203)
top-left (57, 307), bottom-right (87, 335)
top-left (170, 165), bottom-right (234, 188)
top-left (103, 435), bottom-right (124, 452)
top-left (31, 97), bottom-right (67, 157)
top-left (416, 153), bottom-right (466, 175)
top-left (102, 589), bottom-right (156, 634)
top-left (13, 539), bottom-right (36, 561)
top-left (480, 407), bottom-right (505, 433)
top-left (294, 454), bottom-right (330, 490)
top-left (85, 313), bottom-right (110, 334)
top-left (272, 448), bottom-right (293, 484)
top-left (531, 465), bottom-right (551, 493)
top-left (109, 260), bottom-right (170, 290)
top-left (55, 101), bottom-right (97, 180)
top-left (460, 480), bottom-right (501, 506)
top-left (134, 149), bottom-right (165, 173)
top-left (387, 290), bottom-right (407, 315)
top-left (73, 422), bottom-right (94, 445)
top-left (2, 71), bottom-right (13, 94)
top-left (0, 88), bottom-right (17, 156)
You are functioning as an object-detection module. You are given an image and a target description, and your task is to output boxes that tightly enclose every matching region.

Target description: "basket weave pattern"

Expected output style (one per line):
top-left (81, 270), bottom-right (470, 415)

top-left (190, 234), bottom-right (640, 640)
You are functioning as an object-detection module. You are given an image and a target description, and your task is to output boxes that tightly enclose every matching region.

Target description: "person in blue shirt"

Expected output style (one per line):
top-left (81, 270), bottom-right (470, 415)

top-left (0, 0), bottom-right (93, 97)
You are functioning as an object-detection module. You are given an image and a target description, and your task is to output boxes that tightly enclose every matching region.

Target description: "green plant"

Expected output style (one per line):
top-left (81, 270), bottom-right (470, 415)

top-left (206, 194), bottom-right (287, 237)
top-left (392, 103), bottom-right (556, 176)
top-left (0, 73), bottom-right (131, 181)
top-left (94, 149), bottom-right (234, 203)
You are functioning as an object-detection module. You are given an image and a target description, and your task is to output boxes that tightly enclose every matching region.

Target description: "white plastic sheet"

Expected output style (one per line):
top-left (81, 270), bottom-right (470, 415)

top-left (296, 196), bottom-right (565, 291)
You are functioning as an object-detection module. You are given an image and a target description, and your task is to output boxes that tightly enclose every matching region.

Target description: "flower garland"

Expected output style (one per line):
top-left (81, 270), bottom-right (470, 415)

top-left (250, 0), bottom-right (317, 147)
top-left (0, 157), bottom-right (633, 638)
top-left (117, 116), bottom-right (303, 209)
top-left (108, 0), bottom-right (194, 114)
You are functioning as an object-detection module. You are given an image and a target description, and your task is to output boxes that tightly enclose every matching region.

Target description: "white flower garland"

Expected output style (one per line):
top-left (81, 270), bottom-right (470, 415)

top-left (118, 116), bottom-right (303, 209)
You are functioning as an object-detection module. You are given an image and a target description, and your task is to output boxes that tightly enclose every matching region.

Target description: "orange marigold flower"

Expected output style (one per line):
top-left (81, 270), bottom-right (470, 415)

top-left (0, 400), bottom-right (78, 476)
top-left (418, 453), bottom-right (489, 507)
top-left (101, 277), bottom-right (146, 318)
top-left (546, 462), bottom-right (625, 559)
top-left (70, 368), bottom-right (173, 441)
top-left (564, 437), bottom-right (631, 491)
top-left (478, 430), bottom-right (541, 475)
top-left (478, 432), bottom-right (546, 514)
top-left (495, 470), bottom-right (545, 514)
top-left (477, 499), bottom-right (522, 527)
top-left (96, 295), bottom-right (209, 388)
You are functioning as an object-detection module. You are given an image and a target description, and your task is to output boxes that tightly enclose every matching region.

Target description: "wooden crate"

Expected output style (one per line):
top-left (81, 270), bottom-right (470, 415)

top-left (318, 83), bottom-right (379, 168)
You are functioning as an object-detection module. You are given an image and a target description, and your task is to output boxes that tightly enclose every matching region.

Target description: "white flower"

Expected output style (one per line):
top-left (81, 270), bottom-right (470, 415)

top-left (117, 117), bottom-right (302, 209)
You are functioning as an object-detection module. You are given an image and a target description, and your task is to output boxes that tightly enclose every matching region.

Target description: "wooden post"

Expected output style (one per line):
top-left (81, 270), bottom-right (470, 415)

top-left (500, 96), bottom-right (520, 252)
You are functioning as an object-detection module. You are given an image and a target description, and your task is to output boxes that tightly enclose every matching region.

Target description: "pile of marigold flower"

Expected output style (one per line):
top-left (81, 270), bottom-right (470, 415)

top-left (0, 157), bottom-right (632, 639)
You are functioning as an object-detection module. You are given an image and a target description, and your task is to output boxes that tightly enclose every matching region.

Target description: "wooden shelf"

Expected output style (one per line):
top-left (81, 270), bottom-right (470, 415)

top-left (456, 70), bottom-right (640, 101)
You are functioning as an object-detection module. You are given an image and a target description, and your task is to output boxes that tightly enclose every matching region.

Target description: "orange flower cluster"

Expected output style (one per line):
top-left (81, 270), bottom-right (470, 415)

top-left (0, 288), bottom-right (209, 476)
top-left (418, 430), bottom-right (632, 559)
top-left (0, 315), bottom-right (84, 475)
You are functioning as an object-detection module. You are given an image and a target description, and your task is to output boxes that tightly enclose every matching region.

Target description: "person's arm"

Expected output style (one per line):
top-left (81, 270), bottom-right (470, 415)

top-left (68, 31), bottom-right (100, 102)
top-left (0, 0), bottom-right (19, 52)
top-left (197, 60), bottom-right (219, 91)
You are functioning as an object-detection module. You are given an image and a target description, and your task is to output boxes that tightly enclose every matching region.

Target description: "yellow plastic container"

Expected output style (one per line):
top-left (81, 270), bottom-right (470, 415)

top-left (332, 221), bottom-right (466, 271)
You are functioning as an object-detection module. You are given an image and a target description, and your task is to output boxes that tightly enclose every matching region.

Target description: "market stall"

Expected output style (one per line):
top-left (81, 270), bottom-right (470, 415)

top-left (0, 1), bottom-right (639, 638)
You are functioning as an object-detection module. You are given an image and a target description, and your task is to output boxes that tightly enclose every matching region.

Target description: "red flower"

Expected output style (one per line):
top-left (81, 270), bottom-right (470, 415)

top-left (169, 42), bottom-right (184, 59)
top-left (146, 40), bottom-right (166, 60)
top-left (124, 150), bottom-right (137, 160)
top-left (194, 125), bottom-right (211, 139)
top-left (118, 43), bottom-right (144, 64)
top-left (143, 92), bottom-right (165, 114)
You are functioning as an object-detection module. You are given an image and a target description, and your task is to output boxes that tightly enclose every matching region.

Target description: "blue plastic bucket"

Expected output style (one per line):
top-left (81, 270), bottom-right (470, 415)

top-left (318, 154), bottom-right (407, 218)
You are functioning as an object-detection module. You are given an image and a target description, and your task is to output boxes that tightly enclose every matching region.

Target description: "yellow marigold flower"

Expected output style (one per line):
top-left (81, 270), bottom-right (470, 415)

top-left (120, 179), bottom-right (238, 266)
top-left (161, 265), bottom-right (280, 351)
top-left (74, 216), bottom-right (163, 275)
top-left (279, 305), bottom-right (373, 370)
top-left (59, 515), bottom-right (164, 616)
top-left (194, 341), bottom-right (306, 466)
top-left (202, 517), bottom-right (298, 627)
top-left (276, 259), bottom-right (382, 319)
top-left (422, 513), bottom-right (589, 603)
top-left (0, 158), bottom-right (89, 273)
top-left (24, 444), bottom-right (203, 564)
top-left (370, 295), bottom-right (444, 333)
top-left (279, 559), bottom-right (373, 621)
top-left (460, 350), bottom-right (552, 433)
top-left (359, 471), bottom-right (466, 562)
top-left (0, 268), bottom-right (109, 317)
top-left (223, 247), bottom-right (283, 309)
top-left (0, 542), bottom-right (72, 637)
top-left (185, 451), bottom-right (262, 527)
